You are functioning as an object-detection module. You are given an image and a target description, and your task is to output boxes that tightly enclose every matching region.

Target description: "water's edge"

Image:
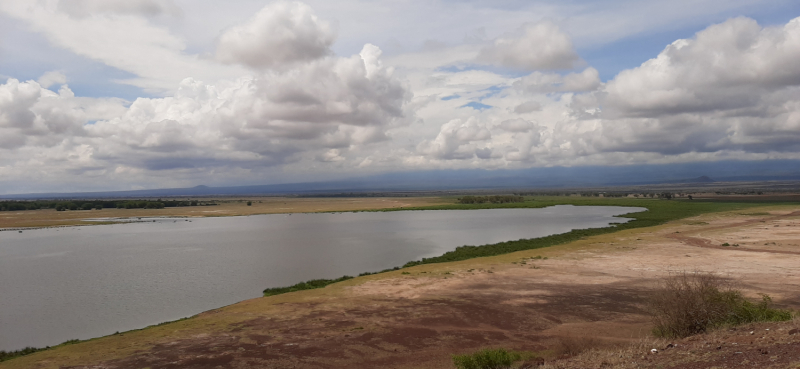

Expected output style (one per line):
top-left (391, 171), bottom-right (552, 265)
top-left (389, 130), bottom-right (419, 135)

top-left (1, 204), bottom-right (646, 358)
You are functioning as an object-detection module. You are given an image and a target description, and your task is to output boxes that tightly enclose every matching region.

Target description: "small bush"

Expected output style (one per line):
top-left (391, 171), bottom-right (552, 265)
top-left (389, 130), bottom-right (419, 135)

top-left (452, 348), bottom-right (521, 369)
top-left (552, 336), bottom-right (601, 357)
top-left (726, 294), bottom-right (793, 324)
top-left (648, 272), bottom-right (792, 338)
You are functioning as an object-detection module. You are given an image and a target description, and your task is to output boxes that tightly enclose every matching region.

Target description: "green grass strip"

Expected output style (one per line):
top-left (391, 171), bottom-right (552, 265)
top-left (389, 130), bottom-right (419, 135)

top-left (400, 198), bottom-right (766, 266)
top-left (267, 197), bottom-right (792, 296)
top-left (0, 339), bottom-right (81, 363)
top-left (263, 275), bottom-right (355, 296)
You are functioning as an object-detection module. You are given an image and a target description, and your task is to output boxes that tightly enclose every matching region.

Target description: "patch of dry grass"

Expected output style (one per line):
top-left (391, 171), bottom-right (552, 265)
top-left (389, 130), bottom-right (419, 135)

top-left (541, 338), bottom-right (665, 369)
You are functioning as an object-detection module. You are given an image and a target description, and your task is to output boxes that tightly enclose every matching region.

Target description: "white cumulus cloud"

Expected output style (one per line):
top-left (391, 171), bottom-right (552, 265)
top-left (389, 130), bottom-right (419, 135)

top-left (585, 16), bottom-right (800, 155)
top-left (36, 71), bottom-right (68, 89)
top-left (514, 67), bottom-right (601, 94)
top-left (5, 2), bottom-right (800, 193)
top-left (216, 1), bottom-right (336, 70)
top-left (0, 42), bottom-right (411, 190)
top-left (477, 21), bottom-right (581, 71)
top-left (416, 117), bottom-right (492, 160)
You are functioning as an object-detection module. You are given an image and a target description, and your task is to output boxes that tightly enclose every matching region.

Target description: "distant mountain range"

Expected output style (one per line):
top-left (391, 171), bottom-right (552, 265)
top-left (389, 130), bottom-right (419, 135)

top-left (2, 160), bottom-right (800, 199)
top-left (664, 175), bottom-right (715, 184)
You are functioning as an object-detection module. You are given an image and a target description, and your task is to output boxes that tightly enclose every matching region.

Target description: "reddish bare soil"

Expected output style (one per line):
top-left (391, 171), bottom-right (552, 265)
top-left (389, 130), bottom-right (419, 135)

top-left (547, 320), bottom-right (800, 369)
top-left (648, 321), bottom-right (800, 369)
top-left (83, 282), bottom-right (650, 369)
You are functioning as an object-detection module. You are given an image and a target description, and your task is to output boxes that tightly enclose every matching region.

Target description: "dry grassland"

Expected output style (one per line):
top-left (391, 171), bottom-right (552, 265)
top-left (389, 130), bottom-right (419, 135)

top-left (0, 197), bottom-right (451, 229)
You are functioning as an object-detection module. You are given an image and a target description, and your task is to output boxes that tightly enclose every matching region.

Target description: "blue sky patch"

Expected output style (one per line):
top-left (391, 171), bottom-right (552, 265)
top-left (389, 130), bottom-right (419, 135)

top-left (461, 101), bottom-right (492, 110)
top-left (434, 64), bottom-right (530, 78)
top-left (479, 85), bottom-right (506, 100)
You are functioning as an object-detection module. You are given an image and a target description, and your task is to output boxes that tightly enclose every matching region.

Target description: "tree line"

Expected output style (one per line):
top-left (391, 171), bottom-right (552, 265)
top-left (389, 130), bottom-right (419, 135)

top-left (457, 195), bottom-right (525, 204)
top-left (0, 199), bottom-right (216, 212)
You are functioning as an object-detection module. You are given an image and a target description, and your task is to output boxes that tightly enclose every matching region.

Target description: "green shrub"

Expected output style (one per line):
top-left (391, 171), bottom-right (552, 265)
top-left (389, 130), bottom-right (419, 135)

top-left (648, 272), bottom-right (793, 338)
top-left (0, 347), bottom-right (46, 362)
top-left (262, 276), bottom-right (354, 296)
top-left (458, 195), bottom-right (525, 205)
top-left (726, 294), bottom-right (793, 325)
top-left (452, 348), bottom-right (521, 369)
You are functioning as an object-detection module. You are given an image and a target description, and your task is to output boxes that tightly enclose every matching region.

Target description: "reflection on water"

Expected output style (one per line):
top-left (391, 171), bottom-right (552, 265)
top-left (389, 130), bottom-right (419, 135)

top-left (0, 205), bottom-right (643, 350)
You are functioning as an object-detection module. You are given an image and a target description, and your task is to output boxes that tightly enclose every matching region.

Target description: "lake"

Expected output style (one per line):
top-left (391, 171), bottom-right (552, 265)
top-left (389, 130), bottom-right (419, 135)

top-left (0, 205), bottom-right (643, 350)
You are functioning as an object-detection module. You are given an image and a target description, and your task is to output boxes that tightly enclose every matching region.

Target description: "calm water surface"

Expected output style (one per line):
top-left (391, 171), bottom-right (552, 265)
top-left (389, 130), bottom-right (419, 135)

top-left (0, 205), bottom-right (643, 350)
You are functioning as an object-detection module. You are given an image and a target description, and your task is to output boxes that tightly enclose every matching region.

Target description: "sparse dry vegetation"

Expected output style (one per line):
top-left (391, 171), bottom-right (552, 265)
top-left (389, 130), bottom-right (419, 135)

top-left (647, 272), bottom-right (792, 338)
top-left (539, 318), bottom-right (800, 369)
top-left (539, 338), bottom-right (665, 369)
top-left (551, 336), bottom-right (606, 358)
top-left (466, 272), bottom-right (795, 368)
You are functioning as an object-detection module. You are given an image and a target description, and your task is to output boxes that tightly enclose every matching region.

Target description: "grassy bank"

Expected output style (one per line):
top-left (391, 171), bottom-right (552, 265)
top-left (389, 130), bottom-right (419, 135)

top-left (400, 197), bottom-right (767, 266)
top-left (265, 197), bottom-right (784, 296)
top-left (0, 340), bottom-right (80, 363)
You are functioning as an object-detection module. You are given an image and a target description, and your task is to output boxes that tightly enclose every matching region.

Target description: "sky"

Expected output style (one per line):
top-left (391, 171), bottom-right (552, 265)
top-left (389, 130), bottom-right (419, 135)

top-left (1, 0), bottom-right (800, 193)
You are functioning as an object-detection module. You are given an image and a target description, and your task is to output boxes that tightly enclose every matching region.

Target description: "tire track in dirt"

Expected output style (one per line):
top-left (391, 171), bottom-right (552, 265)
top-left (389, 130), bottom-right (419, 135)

top-left (666, 211), bottom-right (800, 256)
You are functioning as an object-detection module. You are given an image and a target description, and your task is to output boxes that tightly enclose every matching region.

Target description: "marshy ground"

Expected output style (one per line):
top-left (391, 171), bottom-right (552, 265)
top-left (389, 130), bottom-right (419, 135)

top-left (1, 203), bottom-right (799, 368)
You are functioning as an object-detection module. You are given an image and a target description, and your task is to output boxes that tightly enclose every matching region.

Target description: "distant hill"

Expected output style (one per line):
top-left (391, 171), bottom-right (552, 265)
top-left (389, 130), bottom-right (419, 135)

top-left (2, 160), bottom-right (799, 199)
top-left (689, 176), bottom-right (714, 183)
top-left (663, 175), bottom-right (715, 184)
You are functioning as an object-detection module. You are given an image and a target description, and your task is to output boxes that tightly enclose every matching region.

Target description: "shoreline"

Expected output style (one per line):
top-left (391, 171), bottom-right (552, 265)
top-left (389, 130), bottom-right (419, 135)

top-left (1, 198), bottom-right (796, 366)
top-left (1, 203), bottom-right (641, 354)
top-left (0, 196), bottom-right (452, 230)
top-left (0, 219), bottom-right (163, 232)
top-left (0, 204), bottom-right (796, 368)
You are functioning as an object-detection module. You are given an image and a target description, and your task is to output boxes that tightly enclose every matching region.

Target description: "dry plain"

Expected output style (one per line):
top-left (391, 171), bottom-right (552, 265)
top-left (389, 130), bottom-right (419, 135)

top-left (1, 203), bottom-right (799, 368)
top-left (0, 197), bottom-right (450, 229)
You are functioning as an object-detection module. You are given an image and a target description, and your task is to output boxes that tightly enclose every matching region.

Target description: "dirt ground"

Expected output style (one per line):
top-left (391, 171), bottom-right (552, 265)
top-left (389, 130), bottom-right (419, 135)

top-left (2, 206), bottom-right (799, 369)
top-left (0, 197), bottom-right (450, 229)
top-left (537, 318), bottom-right (800, 369)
